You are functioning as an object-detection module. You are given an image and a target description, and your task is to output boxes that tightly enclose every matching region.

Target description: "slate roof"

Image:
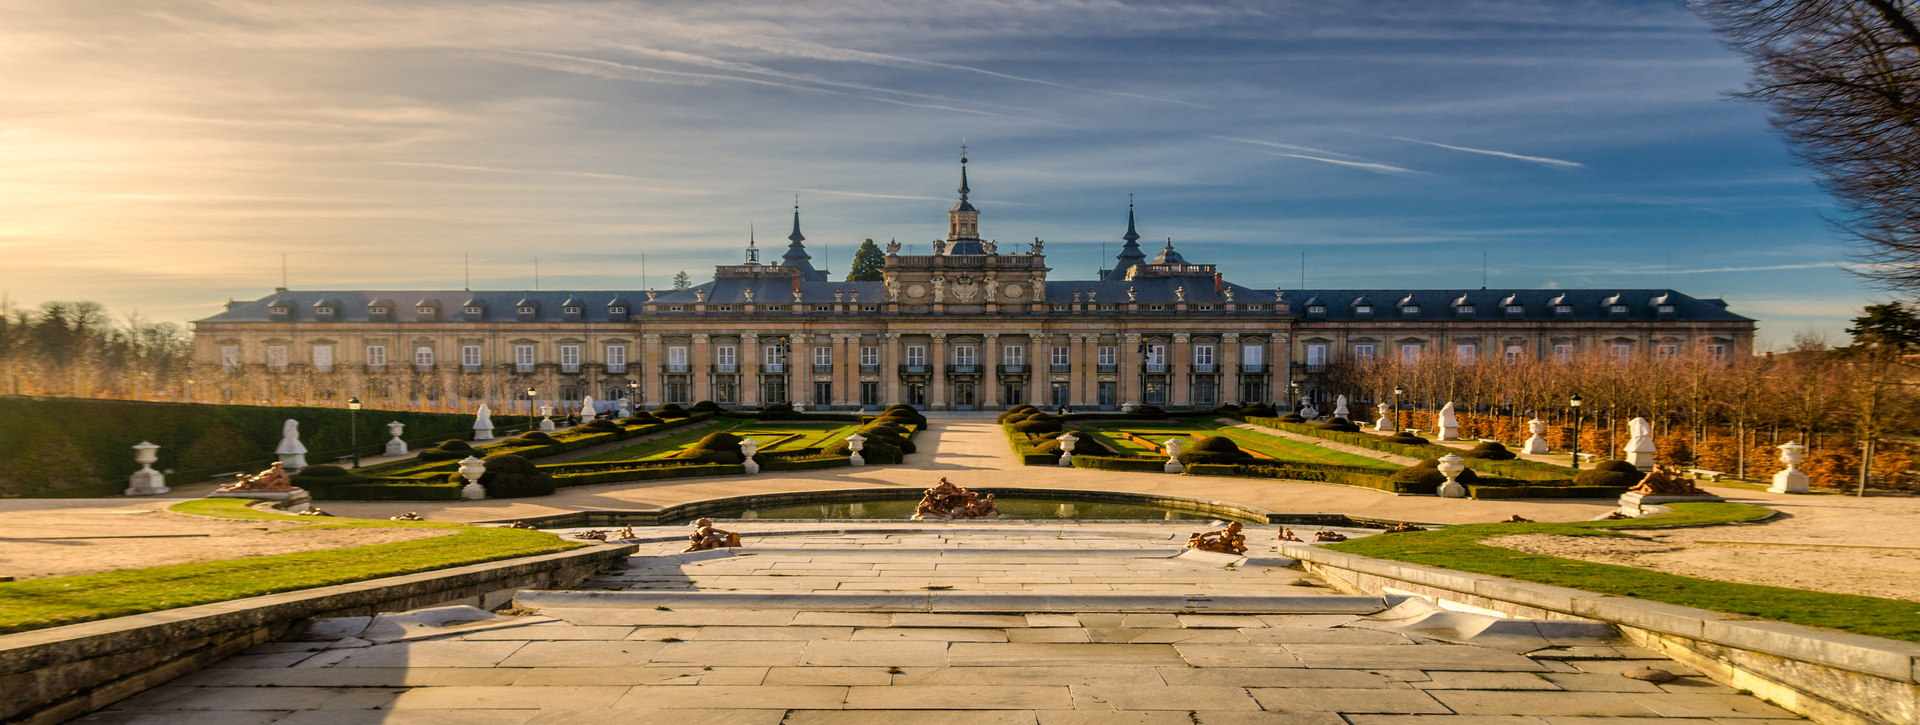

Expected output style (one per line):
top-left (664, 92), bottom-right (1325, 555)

top-left (199, 287), bottom-right (1751, 324)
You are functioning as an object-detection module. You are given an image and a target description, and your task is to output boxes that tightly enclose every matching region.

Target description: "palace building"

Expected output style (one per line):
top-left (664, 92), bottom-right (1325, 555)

top-left (192, 156), bottom-right (1757, 412)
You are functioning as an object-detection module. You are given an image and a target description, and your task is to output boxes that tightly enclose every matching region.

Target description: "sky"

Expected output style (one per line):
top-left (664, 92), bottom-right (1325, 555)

top-left (0, 0), bottom-right (1888, 343)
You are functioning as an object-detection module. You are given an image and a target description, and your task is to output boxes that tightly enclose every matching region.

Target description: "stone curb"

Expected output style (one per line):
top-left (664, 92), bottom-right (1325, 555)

top-left (0, 543), bottom-right (635, 725)
top-left (517, 590), bottom-right (1389, 614)
top-left (1278, 542), bottom-right (1920, 683)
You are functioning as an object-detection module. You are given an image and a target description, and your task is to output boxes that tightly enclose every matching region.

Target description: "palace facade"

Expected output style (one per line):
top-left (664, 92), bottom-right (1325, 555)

top-left (192, 158), bottom-right (1757, 412)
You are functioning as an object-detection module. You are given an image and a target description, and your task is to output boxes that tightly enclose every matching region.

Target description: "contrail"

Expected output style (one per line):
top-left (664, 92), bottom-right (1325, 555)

top-left (1386, 135), bottom-right (1582, 168)
top-left (1265, 152), bottom-right (1421, 176)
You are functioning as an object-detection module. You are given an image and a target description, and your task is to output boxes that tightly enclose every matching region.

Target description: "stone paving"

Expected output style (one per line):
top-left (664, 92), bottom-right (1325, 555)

top-left (84, 524), bottom-right (1805, 723)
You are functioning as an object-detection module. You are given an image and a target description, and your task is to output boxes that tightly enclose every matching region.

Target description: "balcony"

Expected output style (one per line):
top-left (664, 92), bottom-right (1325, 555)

top-left (1305, 363), bottom-right (1328, 373)
top-left (606, 363), bottom-right (627, 373)
top-left (947, 364), bottom-right (980, 375)
top-left (365, 364), bottom-right (387, 373)
top-left (1143, 363), bottom-right (1168, 373)
top-left (462, 364), bottom-right (483, 373)
top-left (713, 363), bottom-right (738, 373)
top-left (315, 365), bottom-right (334, 374)
top-left (1240, 363), bottom-right (1266, 374)
top-left (561, 364), bottom-right (580, 373)
top-left (414, 364), bottom-right (435, 373)
top-left (898, 364), bottom-right (929, 375)
top-left (1050, 364), bottom-right (1071, 373)
top-left (1097, 364), bottom-right (1118, 373)
top-left (813, 364), bottom-right (834, 374)
top-left (1193, 363), bottom-right (1216, 373)
top-left (998, 364), bottom-right (1028, 374)
top-left (859, 364), bottom-right (879, 374)
top-left (663, 364), bottom-right (690, 374)
top-left (763, 363), bottom-right (786, 373)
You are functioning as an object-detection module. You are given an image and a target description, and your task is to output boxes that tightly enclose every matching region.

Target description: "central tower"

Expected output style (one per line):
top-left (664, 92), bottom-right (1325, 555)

top-left (946, 147), bottom-right (985, 254)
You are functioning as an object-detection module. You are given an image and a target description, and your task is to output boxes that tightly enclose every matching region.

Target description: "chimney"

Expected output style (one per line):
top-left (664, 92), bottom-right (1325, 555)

top-left (1214, 272), bottom-right (1224, 293)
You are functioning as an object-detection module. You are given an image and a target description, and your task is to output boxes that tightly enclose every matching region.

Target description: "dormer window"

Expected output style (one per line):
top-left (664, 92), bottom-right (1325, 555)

top-left (1457, 305), bottom-right (1474, 315)
top-left (1506, 305), bottom-right (1523, 316)
top-left (765, 305), bottom-right (781, 311)
top-left (1609, 305), bottom-right (1628, 314)
top-left (1246, 304), bottom-right (1262, 311)
top-left (1658, 304), bottom-right (1674, 314)
top-left (669, 305), bottom-right (684, 312)
top-left (1401, 305), bottom-right (1419, 315)
top-left (517, 306), bottom-right (535, 315)
top-left (1307, 304), bottom-right (1326, 315)
top-left (415, 306), bottom-right (433, 316)
top-left (370, 306), bottom-right (387, 315)
top-left (1354, 305), bottom-right (1372, 315)
top-left (1555, 305), bottom-right (1573, 314)
top-left (1149, 304), bottom-right (1164, 311)
top-left (564, 306), bottom-right (581, 315)
top-left (316, 306), bottom-right (333, 316)
top-left (609, 306), bottom-right (627, 315)
top-left (1196, 304), bottom-right (1213, 311)
top-left (269, 306), bottom-right (289, 316)
top-left (464, 306), bottom-right (482, 315)
top-left (716, 305), bottom-right (733, 311)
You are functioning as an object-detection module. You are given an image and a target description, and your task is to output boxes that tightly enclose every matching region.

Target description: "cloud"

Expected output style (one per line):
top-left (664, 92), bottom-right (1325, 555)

top-left (1263, 152), bottom-right (1422, 176)
top-left (1385, 135), bottom-right (1583, 168)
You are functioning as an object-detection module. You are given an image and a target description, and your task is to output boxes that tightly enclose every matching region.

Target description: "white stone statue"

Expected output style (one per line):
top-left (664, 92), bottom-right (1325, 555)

top-left (581, 395), bottom-right (597, 420)
top-left (539, 405), bottom-right (556, 431)
top-left (645, 289), bottom-right (657, 302)
top-left (1333, 395), bottom-right (1349, 418)
top-left (834, 289), bottom-right (844, 302)
top-left (792, 286), bottom-right (804, 302)
top-left (1072, 290), bottom-right (1082, 303)
top-left (885, 238), bottom-right (901, 255)
top-left (1623, 417), bottom-right (1657, 470)
top-left (125, 441), bottom-right (168, 496)
top-left (1127, 286), bottom-right (1137, 302)
top-left (1523, 418), bottom-right (1549, 454)
top-left (1438, 402), bottom-right (1460, 441)
top-left (275, 419), bottom-right (308, 470)
top-left (694, 288), bottom-right (706, 302)
top-left (1301, 404), bottom-right (1319, 420)
top-left (932, 239), bottom-right (947, 256)
top-left (1031, 237), bottom-right (1045, 254)
top-left (1087, 290), bottom-right (1097, 302)
top-left (849, 289), bottom-right (859, 303)
top-left (1030, 278), bottom-right (1044, 301)
top-left (1163, 438), bottom-right (1184, 474)
top-left (385, 421), bottom-right (408, 456)
top-left (1274, 289), bottom-right (1284, 302)
top-left (740, 437), bottom-right (760, 475)
top-left (1375, 402), bottom-right (1394, 431)
top-left (931, 276), bottom-right (946, 302)
top-left (886, 280), bottom-right (900, 301)
top-left (1223, 288), bottom-right (1234, 301)
top-left (472, 404), bottom-right (494, 441)
top-left (617, 398), bottom-right (632, 417)
top-left (1770, 441), bottom-right (1810, 494)
top-left (1174, 286), bottom-right (1186, 302)
top-left (984, 277), bottom-right (997, 302)
top-left (743, 288), bottom-right (754, 302)
top-left (983, 240), bottom-right (997, 254)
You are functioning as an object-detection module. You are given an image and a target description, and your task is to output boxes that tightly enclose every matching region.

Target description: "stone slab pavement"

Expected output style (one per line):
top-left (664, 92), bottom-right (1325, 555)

top-left (86, 526), bottom-right (1805, 723)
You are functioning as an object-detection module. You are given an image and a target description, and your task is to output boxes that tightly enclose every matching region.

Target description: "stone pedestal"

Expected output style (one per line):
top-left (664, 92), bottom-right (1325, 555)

top-left (1437, 480), bottom-right (1466, 498)
top-left (210, 488), bottom-right (311, 504)
top-left (124, 441), bottom-right (168, 496)
top-left (538, 406), bottom-right (556, 432)
top-left (277, 453), bottom-right (308, 471)
top-left (1437, 402), bottom-right (1459, 441)
top-left (1770, 468), bottom-right (1810, 494)
top-left (1618, 491), bottom-right (1723, 516)
top-left (742, 460), bottom-right (761, 475)
top-left (1623, 450), bottom-right (1656, 470)
top-left (1522, 419), bottom-right (1550, 455)
top-left (384, 421), bottom-right (409, 456)
top-left (459, 456), bottom-right (487, 500)
top-left (1374, 403), bottom-right (1393, 432)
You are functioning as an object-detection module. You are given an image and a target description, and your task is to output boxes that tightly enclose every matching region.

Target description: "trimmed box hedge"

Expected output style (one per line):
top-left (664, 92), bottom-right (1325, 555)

top-left (307, 481), bottom-right (464, 501)
top-left (1183, 461), bottom-right (1399, 492)
top-left (1467, 484), bottom-right (1630, 499)
top-left (1244, 416), bottom-right (1577, 482)
top-left (1070, 455), bottom-right (1166, 473)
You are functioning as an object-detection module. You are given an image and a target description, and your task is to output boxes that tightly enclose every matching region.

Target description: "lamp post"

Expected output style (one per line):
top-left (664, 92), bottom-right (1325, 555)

top-left (1288, 380), bottom-right (1301, 414)
top-left (525, 387), bottom-right (537, 433)
top-left (1569, 394), bottom-right (1583, 469)
top-left (627, 380), bottom-right (639, 412)
top-left (1392, 385), bottom-right (1405, 433)
top-left (347, 396), bottom-right (362, 467)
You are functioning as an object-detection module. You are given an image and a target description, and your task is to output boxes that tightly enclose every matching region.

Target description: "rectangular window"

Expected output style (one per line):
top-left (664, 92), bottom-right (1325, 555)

top-left (1656, 344), bottom-right (1678, 361)
top-left (1612, 343), bottom-right (1631, 363)
top-left (1003, 345), bottom-right (1024, 366)
top-left (221, 345), bottom-right (240, 371)
top-left (906, 345), bottom-right (927, 366)
top-left (1505, 345), bottom-right (1523, 365)
top-left (860, 346), bottom-right (878, 366)
top-left (414, 346), bottom-right (433, 367)
top-left (266, 345), bottom-right (288, 370)
top-left (312, 345), bottom-right (333, 372)
top-left (606, 344), bottom-right (627, 373)
top-left (462, 345), bottom-right (481, 369)
top-left (514, 345), bottom-right (534, 372)
top-left (715, 345), bottom-right (735, 372)
top-left (1194, 345), bottom-right (1215, 367)
top-left (860, 381), bottom-right (879, 406)
top-left (1242, 345), bottom-right (1263, 366)
top-left (560, 345), bottom-right (581, 372)
top-left (1400, 344), bottom-right (1421, 364)
top-left (667, 346), bottom-right (688, 372)
top-left (365, 345), bottom-right (386, 367)
top-left (1554, 344), bottom-right (1574, 363)
top-left (1707, 344), bottom-right (1727, 362)
top-left (1306, 344), bottom-right (1327, 372)
top-left (764, 345), bottom-right (784, 371)
top-left (1098, 346), bottom-right (1117, 366)
top-left (1051, 346), bottom-right (1069, 366)
top-left (814, 346), bottom-right (832, 366)
top-left (954, 346), bottom-right (976, 365)
top-left (1353, 344), bottom-right (1374, 364)
top-left (1456, 344), bottom-right (1476, 364)
top-left (1145, 344), bottom-right (1167, 372)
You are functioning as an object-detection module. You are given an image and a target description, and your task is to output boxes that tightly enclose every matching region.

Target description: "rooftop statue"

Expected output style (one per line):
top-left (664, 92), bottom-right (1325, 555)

top-left (886, 239), bottom-right (901, 255)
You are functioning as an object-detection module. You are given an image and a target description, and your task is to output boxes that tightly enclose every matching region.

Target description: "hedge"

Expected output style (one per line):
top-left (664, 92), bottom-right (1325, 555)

top-left (551, 463), bottom-right (744, 487)
top-left (1070, 455), bottom-right (1166, 472)
top-left (0, 395), bottom-right (472, 497)
top-left (1468, 485), bottom-right (1631, 499)
top-left (353, 412), bottom-right (715, 478)
top-left (759, 456), bottom-right (852, 472)
top-left (307, 482), bottom-right (464, 501)
top-left (1183, 461), bottom-right (1398, 492)
top-left (1244, 416), bottom-right (1577, 482)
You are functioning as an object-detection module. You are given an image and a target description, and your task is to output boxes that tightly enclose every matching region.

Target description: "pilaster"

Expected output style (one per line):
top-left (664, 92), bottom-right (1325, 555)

top-left (983, 333), bottom-right (1001, 409)
top-left (1172, 332), bottom-right (1192, 408)
top-left (930, 332), bottom-right (948, 410)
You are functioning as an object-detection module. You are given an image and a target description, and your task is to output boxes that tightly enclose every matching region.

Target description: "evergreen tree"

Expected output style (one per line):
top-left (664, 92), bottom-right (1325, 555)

top-left (846, 239), bottom-right (886, 281)
top-left (671, 271), bottom-right (691, 290)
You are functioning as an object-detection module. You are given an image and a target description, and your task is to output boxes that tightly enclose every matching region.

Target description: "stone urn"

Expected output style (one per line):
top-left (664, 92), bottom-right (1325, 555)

top-left (458, 456), bottom-right (487, 500)
top-left (1057, 433), bottom-right (1078, 467)
top-left (538, 405), bottom-right (556, 432)
top-left (1374, 402), bottom-right (1393, 431)
top-left (1436, 454), bottom-right (1468, 498)
top-left (1769, 441), bottom-right (1810, 494)
top-left (1523, 418), bottom-right (1550, 455)
top-left (1163, 438), bottom-right (1185, 474)
top-left (385, 421), bottom-right (409, 456)
top-left (740, 437), bottom-right (760, 475)
top-left (846, 433), bottom-right (866, 467)
top-left (125, 441), bottom-right (169, 496)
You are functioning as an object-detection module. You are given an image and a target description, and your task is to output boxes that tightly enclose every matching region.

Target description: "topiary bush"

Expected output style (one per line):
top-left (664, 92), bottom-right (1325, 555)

top-left (1278, 412), bottom-right (1306, 423)
top-left (855, 425), bottom-right (915, 454)
top-left (580, 419), bottom-right (622, 433)
top-left (1034, 435), bottom-right (1116, 458)
top-left (508, 431), bottom-right (555, 444)
top-left (621, 412), bottom-right (663, 425)
top-left (1241, 403), bottom-right (1279, 418)
top-left (416, 439), bottom-right (479, 462)
top-left (997, 405), bottom-right (1039, 424)
top-left (289, 464), bottom-right (374, 488)
top-left (656, 403), bottom-right (690, 418)
top-left (1575, 459), bottom-right (1644, 487)
top-left (1382, 431), bottom-right (1430, 446)
top-left (1464, 441), bottom-right (1517, 461)
top-left (691, 400), bottom-right (722, 413)
top-left (1130, 405), bottom-right (1167, 419)
top-left (477, 454), bottom-right (556, 498)
top-left (1010, 414), bottom-right (1063, 434)
top-left (880, 406), bottom-right (927, 425)
top-left (675, 431), bottom-right (747, 463)
top-left (1315, 417), bottom-right (1361, 433)
top-left (1387, 457), bottom-right (1479, 495)
top-left (825, 436), bottom-right (902, 464)
top-left (1178, 436), bottom-right (1251, 465)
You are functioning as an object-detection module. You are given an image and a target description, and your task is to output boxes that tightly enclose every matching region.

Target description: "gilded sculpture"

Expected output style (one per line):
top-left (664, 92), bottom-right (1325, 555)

top-left (1185, 522), bottom-right (1248, 555)
top-left (684, 518), bottom-right (743, 552)
top-left (911, 478), bottom-right (999, 520)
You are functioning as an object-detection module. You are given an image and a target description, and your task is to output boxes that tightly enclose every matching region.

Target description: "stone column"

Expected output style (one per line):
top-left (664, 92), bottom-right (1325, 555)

top-left (884, 332), bottom-right (902, 406)
top-left (1222, 333), bottom-right (1241, 405)
top-left (692, 333), bottom-right (711, 404)
top-left (983, 333), bottom-right (1001, 409)
top-left (1028, 331), bottom-right (1047, 407)
top-left (836, 334), bottom-right (855, 408)
top-left (1172, 332), bottom-right (1192, 408)
top-left (793, 330), bottom-right (811, 408)
top-left (1081, 335), bottom-right (1099, 407)
top-left (1272, 334), bottom-right (1290, 406)
top-left (930, 332), bottom-right (948, 410)
top-left (641, 333), bottom-right (662, 408)
top-left (1064, 335), bottom-right (1083, 407)
top-left (741, 333), bottom-right (760, 406)
top-left (1121, 332), bottom-right (1142, 407)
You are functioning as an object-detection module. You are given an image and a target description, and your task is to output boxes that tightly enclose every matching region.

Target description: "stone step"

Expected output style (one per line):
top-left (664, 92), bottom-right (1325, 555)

top-left (517, 590), bottom-right (1389, 613)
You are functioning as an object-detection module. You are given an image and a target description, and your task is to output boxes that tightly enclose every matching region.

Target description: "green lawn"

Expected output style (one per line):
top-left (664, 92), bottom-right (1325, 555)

top-left (0, 499), bottom-right (582, 635)
top-left (573, 418), bottom-right (860, 463)
top-left (1329, 502), bottom-right (1920, 644)
top-left (1068, 419), bottom-right (1396, 469)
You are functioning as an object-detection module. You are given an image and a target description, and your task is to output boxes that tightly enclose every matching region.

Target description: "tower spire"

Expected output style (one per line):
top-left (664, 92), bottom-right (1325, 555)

top-left (788, 196), bottom-right (804, 243)
top-left (746, 224), bottom-right (759, 264)
top-left (958, 140), bottom-right (970, 200)
top-left (1124, 194), bottom-right (1140, 242)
